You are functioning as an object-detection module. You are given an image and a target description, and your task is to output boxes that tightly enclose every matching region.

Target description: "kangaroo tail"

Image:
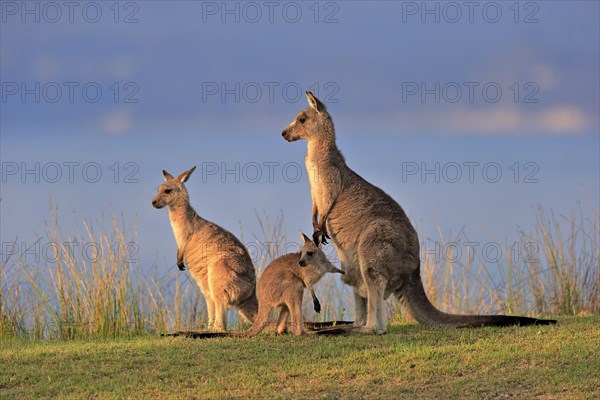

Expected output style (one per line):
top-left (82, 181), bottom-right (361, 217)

top-left (237, 287), bottom-right (259, 324)
top-left (244, 303), bottom-right (271, 337)
top-left (397, 268), bottom-right (557, 327)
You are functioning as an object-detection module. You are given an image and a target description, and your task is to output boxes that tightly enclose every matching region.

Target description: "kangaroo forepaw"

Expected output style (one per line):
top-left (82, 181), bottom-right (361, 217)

top-left (312, 230), bottom-right (330, 246)
top-left (177, 262), bottom-right (186, 271)
top-left (313, 298), bottom-right (321, 313)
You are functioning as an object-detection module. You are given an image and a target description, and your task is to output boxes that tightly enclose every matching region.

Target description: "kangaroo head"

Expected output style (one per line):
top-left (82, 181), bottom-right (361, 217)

top-left (297, 230), bottom-right (344, 275)
top-left (152, 166), bottom-right (196, 209)
top-left (282, 91), bottom-right (335, 143)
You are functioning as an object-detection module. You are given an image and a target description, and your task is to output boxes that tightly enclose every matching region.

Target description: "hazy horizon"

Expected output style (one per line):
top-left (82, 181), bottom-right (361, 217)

top-left (1, 1), bottom-right (598, 282)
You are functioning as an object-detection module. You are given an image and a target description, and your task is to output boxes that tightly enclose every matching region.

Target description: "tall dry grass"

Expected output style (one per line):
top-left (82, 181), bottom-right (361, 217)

top-left (393, 202), bottom-right (600, 322)
top-left (0, 205), bottom-right (205, 340)
top-left (1, 202), bottom-right (598, 340)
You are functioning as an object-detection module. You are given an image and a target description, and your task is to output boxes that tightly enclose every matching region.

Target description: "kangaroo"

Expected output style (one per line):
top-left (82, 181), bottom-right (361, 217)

top-left (152, 166), bottom-right (258, 331)
top-left (281, 92), bottom-right (556, 334)
top-left (245, 231), bottom-right (344, 337)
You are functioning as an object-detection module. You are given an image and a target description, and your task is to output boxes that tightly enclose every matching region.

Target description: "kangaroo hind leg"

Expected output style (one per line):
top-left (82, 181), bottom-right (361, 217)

top-left (357, 236), bottom-right (390, 335)
top-left (276, 305), bottom-right (290, 335)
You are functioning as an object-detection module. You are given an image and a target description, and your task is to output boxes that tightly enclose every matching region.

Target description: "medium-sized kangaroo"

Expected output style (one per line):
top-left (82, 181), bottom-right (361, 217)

top-left (245, 231), bottom-right (344, 337)
top-left (152, 166), bottom-right (258, 331)
top-left (282, 92), bottom-right (556, 334)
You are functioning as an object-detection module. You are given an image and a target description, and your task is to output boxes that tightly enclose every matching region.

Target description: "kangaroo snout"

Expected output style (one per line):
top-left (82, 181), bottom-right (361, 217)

top-left (152, 199), bottom-right (164, 209)
top-left (281, 128), bottom-right (297, 142)
top-left (298, 259), bottom-right (307, 267)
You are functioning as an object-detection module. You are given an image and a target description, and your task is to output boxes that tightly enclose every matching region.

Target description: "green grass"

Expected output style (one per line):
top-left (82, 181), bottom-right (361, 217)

top-left (2, 316), bottom-right (598, 399)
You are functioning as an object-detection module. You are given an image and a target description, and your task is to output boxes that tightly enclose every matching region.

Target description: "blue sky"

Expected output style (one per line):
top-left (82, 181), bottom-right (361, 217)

top-left (1, 1), bottom-right (599, 274)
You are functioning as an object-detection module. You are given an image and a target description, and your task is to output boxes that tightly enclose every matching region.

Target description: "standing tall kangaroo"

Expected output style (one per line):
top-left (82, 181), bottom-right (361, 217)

top-left (282, 92), bottom-right (556, 334)
top-left (152, 166), bottom-right (258, 331)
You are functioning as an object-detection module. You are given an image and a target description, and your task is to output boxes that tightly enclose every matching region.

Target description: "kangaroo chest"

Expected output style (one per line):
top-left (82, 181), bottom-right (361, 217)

top-left (305, 158), bottom-right (323, 205)
top-left (305, 153), bottom-right (337, 213)
top-left (170, 220), bottom-right (187, 249)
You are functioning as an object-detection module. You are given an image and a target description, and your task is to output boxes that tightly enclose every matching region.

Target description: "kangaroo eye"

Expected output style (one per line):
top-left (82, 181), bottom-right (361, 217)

top-left (298, 117), bottom-right (306, 124)
top-left (306, 251), bottom-right (314, 256)
top-left (164, 188), bottom-right (172, 194)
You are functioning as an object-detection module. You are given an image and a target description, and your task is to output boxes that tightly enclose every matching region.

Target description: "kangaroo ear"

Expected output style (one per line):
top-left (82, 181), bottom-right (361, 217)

top-left (177, 166), bottom-right (197, 184)
top-left (163, 170), bottom-right (174, 182)
top-left (299, 230), bottom-right (311, 244)
top-left (306, 91), bottom-right (326, 114)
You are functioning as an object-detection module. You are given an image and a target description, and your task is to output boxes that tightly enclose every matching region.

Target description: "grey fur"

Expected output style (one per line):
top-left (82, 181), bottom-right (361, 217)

top-left (245, 231), bottom-right (344, 337)
top-left (282, 92), bottom-right (556, 334)
top-left (152, 167), bottom-right (258, 331)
